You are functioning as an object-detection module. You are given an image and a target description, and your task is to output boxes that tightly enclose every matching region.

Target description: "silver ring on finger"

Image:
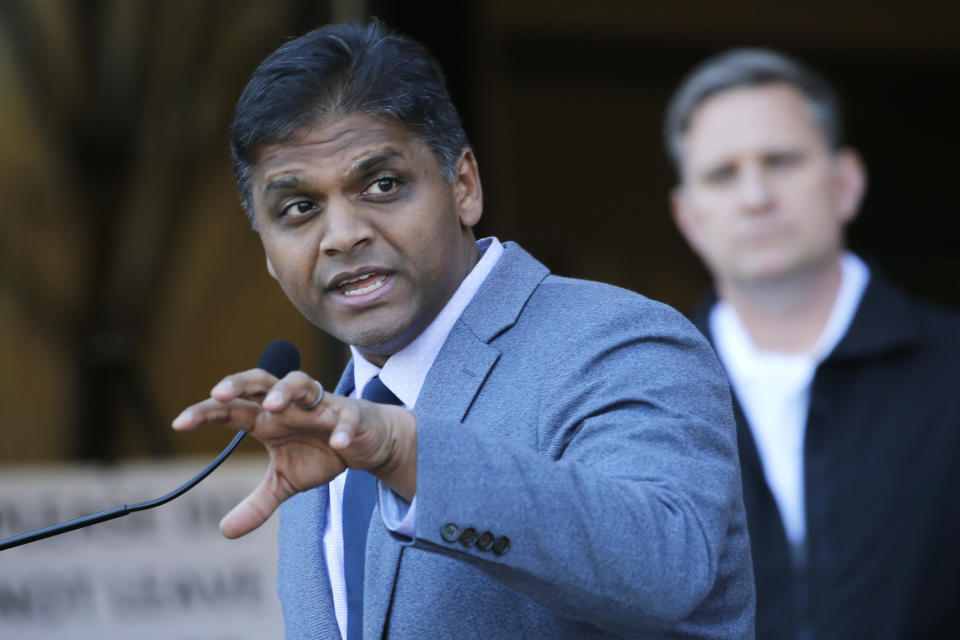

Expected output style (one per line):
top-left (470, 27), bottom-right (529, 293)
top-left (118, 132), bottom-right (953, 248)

top-left (302, 379), bottom-right (324, 410)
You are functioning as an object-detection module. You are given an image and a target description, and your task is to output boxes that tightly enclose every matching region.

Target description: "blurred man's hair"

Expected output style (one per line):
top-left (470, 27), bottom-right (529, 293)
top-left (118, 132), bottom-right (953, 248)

top-left (664, 48), bottom-right (844, 172)
top-left (229, 19), bottom-right (469, 223)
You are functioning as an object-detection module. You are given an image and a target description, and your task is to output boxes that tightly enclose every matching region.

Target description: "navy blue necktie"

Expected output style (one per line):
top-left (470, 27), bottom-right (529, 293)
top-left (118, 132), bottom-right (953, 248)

top-left (343, 376), bottom-right (402, 640)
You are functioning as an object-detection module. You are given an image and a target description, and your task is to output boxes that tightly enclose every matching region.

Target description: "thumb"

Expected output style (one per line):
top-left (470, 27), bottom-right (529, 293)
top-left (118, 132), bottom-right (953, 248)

top-left (219, 464), bottom-right (287, 538)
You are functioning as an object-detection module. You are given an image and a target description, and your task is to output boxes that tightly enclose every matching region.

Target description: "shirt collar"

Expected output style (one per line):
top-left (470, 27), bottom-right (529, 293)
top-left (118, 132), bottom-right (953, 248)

top-left (351, 236), bottom-right (503, 407)
top-left (813, 252), bottom-right (870, 360)
top-left (710, 251), bottom-right (871, 371)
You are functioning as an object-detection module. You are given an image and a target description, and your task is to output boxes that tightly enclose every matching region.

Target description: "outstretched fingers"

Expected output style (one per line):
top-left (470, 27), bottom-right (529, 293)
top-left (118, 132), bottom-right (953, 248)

top-left (173, 368), bottom-right (326, 434)
top-left (261, 371), bottom-right (325, 412)
top-left (210, 368), bottom-right (281, 403)
top-left (171, 396), bottom-right (261, 432)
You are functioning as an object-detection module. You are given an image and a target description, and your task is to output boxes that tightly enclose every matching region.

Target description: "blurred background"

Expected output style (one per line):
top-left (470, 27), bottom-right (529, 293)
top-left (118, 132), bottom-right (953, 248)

top-left (1, 1), bottom-right (957, 637)
top-left (2, 0), bottom-right (959, 466)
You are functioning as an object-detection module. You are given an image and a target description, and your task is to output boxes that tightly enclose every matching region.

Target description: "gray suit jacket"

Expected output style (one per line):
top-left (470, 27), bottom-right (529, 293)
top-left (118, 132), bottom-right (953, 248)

top-left (278, 242), bottom-right (755, 638)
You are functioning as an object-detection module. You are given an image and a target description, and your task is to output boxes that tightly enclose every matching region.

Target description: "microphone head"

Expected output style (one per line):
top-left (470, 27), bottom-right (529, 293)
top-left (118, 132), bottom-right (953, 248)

top-left (257, 339), bottom-right (301, 378)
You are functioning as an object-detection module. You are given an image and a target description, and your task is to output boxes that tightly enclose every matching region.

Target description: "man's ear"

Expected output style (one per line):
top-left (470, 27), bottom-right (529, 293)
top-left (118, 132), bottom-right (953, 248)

top-left (453, 148), bottom-right (483, 228)
top-left (833, 148), bottom-right (867, 225)
top-left (266, 254), bottom-right (278, 280)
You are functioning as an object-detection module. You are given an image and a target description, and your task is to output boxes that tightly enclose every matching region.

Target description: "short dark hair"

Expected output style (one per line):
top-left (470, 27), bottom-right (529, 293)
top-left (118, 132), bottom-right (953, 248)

top-left (229, 19), bottom-right (470, 223)
top-left (664, 48), bottom-right (844, 171)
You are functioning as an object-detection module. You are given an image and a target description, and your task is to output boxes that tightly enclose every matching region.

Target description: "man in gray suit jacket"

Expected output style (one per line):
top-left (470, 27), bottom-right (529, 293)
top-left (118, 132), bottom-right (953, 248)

top-left (174, 20), bottom-right (755, 639)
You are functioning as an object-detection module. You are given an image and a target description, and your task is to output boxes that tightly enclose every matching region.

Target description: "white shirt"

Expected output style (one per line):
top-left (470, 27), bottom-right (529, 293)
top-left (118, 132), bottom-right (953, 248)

top-left (323, 237), bottom-right (503, 639)
top-left (709, 253), bottom-right (869, 545)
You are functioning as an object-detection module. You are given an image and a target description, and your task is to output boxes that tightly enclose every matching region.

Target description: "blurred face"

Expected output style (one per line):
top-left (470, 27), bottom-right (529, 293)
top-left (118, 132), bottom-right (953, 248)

top-left (250, 113), bottom-right (483, 366)
top-left (672, 84), bottom-right (864, 291)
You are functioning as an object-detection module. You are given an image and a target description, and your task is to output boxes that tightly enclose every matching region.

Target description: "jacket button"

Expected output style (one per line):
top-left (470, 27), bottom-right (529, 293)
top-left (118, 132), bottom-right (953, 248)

top-left (476, 531), bottom-right (495, 550)
top-left (459, 527), bottom-right (479, 547)
top-left (441, 523), bottom-right (461, 543)
top-left (492, 536), bottom-right (511, 556)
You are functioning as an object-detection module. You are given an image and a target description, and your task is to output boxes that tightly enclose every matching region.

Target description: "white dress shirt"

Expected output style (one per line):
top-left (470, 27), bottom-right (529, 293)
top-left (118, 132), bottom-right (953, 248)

top-left (322, 237), bottom-right (503, 639)
top-left (709, 253), bottom-right (869, 545)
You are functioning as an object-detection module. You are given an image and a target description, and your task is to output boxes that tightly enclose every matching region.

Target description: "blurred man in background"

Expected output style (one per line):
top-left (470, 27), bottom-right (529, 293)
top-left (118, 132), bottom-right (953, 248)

top-left (665, 48), bottom-right (960, 639)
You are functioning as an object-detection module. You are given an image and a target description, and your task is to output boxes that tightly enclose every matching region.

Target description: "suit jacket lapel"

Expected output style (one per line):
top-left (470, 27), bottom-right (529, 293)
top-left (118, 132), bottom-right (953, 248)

top-left (363, 512), bottom-right (405, 639)
top-left (362, 330), bottom-right (501, 640)
top-left (417, 324), bottom-right (501, 421)
top-left (363, 242), bottom-right (549, 639)
top-left (281, 487), bottom-right (338, 639)
top-left (416, 242), bottom-right (548, 418)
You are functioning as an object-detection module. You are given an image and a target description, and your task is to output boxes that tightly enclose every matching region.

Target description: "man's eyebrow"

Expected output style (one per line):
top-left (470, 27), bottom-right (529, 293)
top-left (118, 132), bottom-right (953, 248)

top-left (264, 174), bottom-right (303, 196)
top-left (350, 149), bottom-right (403, 175)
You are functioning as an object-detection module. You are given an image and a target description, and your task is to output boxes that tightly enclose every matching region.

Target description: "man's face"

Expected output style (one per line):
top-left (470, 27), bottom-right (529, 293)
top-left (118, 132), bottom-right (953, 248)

top-left (250, 113), bottom-right (483, 366)
top-left (672, 83), bottom-right (864, 290)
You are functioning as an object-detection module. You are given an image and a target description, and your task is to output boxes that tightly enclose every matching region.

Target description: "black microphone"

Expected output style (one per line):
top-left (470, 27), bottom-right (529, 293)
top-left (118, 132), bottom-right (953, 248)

top-left (0, 339), bottom-right (301, 552)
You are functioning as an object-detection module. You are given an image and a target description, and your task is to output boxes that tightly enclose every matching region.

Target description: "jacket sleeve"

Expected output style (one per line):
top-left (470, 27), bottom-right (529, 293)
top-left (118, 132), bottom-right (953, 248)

top-left (406, 296), bottom-right (749, 633)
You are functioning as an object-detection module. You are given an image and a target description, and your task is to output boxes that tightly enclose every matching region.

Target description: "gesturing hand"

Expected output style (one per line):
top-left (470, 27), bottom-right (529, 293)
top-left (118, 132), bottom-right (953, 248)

top-left (172, 369), bottom-right (417, 539)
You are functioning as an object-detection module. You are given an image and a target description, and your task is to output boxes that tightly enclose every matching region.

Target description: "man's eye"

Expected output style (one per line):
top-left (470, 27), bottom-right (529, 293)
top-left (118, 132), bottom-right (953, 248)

top-left (280, 200), bottom-right (318, 218)
top-left (704, 166), bottom-right (736, 184)
top-left (767, 152), bottom-right (801, 169)
top-left (365, 177), bottom-right (400, 195)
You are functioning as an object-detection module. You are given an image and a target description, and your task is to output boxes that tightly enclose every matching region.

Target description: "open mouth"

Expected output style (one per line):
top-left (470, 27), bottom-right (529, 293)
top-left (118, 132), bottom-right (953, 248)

top-left (328, 268), bottom-right (396, 304)
top-left (339, 272), bottom-right (388, 296)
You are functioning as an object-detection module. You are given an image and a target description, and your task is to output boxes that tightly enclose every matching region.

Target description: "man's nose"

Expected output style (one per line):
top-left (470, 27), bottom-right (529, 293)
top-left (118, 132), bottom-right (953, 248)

top-left (738, 167), bottom-right (774, 212)
top-left (318, 200), bottom-right (373, 256)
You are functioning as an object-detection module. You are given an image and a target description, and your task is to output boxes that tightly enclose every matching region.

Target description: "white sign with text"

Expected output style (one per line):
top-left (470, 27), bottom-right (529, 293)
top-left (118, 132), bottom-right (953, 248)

top-left (0, 458), bottom-right (284, 639)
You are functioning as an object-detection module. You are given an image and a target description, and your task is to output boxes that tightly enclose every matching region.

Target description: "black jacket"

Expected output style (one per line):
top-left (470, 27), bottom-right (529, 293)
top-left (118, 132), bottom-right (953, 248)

top-left (691, 272), bottom-right (960, 640)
